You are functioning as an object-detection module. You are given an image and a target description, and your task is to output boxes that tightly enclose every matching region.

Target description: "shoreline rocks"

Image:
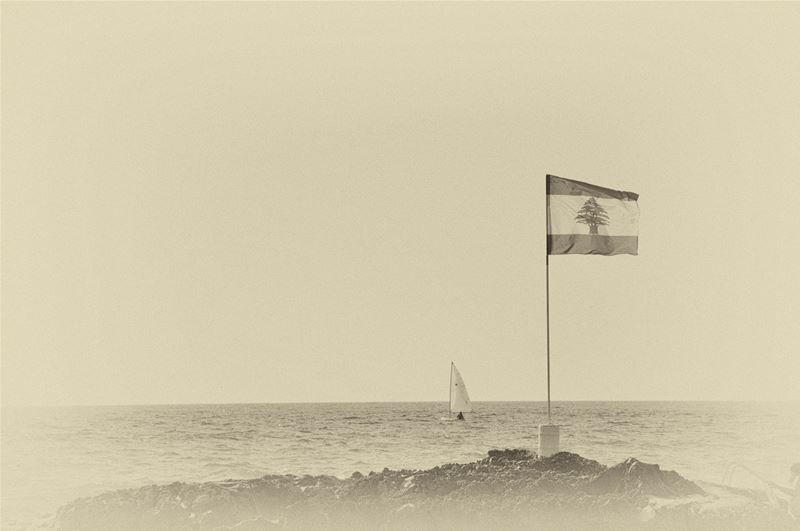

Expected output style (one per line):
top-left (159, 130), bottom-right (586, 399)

top-left (52, 450), bottom-right (794, 530)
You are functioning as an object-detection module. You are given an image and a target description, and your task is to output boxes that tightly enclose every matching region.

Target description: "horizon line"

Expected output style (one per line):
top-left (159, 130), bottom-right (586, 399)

top-left (3, 398), bottom-right (798, 409)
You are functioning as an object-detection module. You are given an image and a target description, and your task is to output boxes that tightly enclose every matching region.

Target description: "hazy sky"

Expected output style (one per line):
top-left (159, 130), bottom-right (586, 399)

top-left (3, 3), bottom-right (799, 406)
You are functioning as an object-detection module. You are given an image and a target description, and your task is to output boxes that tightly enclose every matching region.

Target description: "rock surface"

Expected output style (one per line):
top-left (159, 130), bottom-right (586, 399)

top-left (52, 450), bottom-right (795, 531)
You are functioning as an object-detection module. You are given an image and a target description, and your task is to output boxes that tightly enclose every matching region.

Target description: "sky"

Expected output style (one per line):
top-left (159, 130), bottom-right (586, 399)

top-left (3, 2), bottom-right (799, 406)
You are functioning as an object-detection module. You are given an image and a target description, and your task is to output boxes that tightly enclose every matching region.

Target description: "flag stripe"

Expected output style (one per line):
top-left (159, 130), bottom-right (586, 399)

top-left (547, 174), bottom-right (639, 201)
top-left (548, 235), bottom-right (638, 256)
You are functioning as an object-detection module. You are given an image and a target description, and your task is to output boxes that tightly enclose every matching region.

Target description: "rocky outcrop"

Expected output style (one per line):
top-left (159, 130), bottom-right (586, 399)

top-left (586, 457), bottom-right (705, 497)
top-left (52, 450), bottom-right (794, 531)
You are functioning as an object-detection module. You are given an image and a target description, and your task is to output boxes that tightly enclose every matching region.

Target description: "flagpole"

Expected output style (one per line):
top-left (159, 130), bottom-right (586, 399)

top-left (539, 175), bottom-right (559, 457)
top-left (545, 252), bottom-right (551, 424)
top-left (545, 187), bottom-right (551, 425)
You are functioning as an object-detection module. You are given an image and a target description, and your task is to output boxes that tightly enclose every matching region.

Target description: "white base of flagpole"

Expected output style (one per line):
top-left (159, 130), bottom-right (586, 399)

top-left (538, 424), bottom-right (560, 457)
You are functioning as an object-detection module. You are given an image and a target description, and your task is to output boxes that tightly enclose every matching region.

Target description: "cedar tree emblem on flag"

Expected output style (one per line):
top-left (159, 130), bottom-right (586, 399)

top-left (574, 197), bottom-right (610, 235)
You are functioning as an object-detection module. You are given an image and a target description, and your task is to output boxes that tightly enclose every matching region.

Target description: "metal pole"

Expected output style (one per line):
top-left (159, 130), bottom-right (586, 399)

top-left (545, 177), bottom-right (552, 424)
top-left (546, 249), bottom-right (551, 424)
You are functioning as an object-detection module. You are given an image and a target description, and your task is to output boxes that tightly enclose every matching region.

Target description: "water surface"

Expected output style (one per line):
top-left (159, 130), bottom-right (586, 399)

top-left (3, 401), bottom-right (798, 528)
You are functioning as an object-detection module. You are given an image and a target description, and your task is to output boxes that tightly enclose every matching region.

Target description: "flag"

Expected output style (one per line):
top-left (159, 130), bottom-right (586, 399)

top-left (547, 174), bottom-right (639, 256)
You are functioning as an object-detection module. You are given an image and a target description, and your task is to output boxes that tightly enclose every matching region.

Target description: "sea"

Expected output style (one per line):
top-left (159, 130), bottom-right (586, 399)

top-left (2, 401), bottom-right (799, 529)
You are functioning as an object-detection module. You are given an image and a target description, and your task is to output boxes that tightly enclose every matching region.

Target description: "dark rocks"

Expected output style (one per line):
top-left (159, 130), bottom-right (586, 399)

top-left (533, 452), bottom-right (607, 476)
top-left (483, 448), bottom-right (535, 463)
top-left (54, 450), bottom-right (775, 531)
top-left (586, 457), bottom-right (705, 497)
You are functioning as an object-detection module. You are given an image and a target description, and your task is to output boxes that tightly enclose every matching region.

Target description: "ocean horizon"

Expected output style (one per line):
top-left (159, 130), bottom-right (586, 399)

top-left (7, 398), bottom-right (799, 408)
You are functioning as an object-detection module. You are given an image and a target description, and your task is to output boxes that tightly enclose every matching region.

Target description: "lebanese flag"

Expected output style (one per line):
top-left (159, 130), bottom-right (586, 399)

top-left (547, 174), bottom-right (639, 256)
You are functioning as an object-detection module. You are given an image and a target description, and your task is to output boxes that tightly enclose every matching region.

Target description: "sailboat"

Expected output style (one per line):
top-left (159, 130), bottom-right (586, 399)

top-left (449, 362), bottom-right (472, 420)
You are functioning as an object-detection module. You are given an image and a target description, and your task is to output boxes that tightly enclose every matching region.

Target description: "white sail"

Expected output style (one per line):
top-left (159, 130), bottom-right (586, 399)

top-left (449, 363), bottom-right (472, 414)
